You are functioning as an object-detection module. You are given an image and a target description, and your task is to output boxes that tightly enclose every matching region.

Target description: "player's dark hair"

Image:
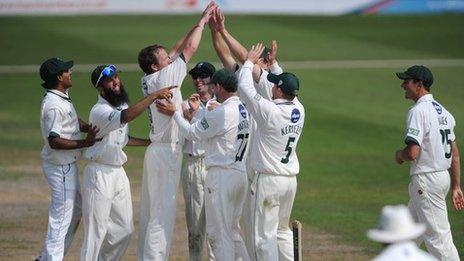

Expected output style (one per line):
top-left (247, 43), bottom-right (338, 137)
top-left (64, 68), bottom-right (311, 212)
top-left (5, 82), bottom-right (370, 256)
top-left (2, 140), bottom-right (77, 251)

top-left (41, 71), bottom-right (64, 90)
top-left (138, 44), bottom-right (165, 74)
top-left (413, 79), bottom-right (430, 92)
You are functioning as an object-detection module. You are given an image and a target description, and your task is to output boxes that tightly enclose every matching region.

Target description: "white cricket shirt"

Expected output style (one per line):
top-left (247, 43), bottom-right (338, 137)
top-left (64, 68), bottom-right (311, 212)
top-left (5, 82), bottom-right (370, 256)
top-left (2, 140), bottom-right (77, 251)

top-left (142, 55), bottom-right (186, 144)
top-left (182, 99), bottom-right (209, 157)
top-left (174, 96), bottom-right (250, 171)
top-left (405, 94), bottom-right (456, 175)
top-left (238, 61), bottom-right (305, 176)
top-left (40, 89), bottom-right (82, 165)
top-left (84, 96), bottom-right (129, 166)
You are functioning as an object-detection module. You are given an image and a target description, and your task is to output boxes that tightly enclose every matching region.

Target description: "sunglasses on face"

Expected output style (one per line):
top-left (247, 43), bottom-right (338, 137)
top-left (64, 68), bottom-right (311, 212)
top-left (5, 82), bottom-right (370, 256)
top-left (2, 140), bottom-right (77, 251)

top-left (95, 64), bottom-right (117, 87)
top-left (191, 74), bottom-right (209, 80)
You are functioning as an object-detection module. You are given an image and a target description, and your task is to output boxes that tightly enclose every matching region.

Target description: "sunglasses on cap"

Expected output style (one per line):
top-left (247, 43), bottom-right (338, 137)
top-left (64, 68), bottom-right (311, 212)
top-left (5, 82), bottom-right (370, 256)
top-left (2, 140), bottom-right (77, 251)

top-left (95, 64), bottom-right (117, 87)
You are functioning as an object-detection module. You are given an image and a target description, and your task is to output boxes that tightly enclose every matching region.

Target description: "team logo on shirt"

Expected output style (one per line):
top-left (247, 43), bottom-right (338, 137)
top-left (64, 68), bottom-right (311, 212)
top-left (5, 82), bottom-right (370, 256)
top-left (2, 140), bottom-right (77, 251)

top-left (407, 128), bottom-right (419, 136)
top-left (432, 101), bottom-right (442, 115)
top-left (238, 104), bottom-right (247, 119)
top-left (108, 111), bottom-right (116, 121)
top-left (200, 118), bottom-right (209, 130)
top-left (291, 108), bottom-right (300, 123)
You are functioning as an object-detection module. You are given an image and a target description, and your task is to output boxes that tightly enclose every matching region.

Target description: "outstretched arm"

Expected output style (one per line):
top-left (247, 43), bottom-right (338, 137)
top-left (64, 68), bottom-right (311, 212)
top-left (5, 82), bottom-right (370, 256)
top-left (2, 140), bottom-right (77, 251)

top-left (169, 2), bottom-right (216, 62)
top-left (450, 141), bottom-right (464, 211)
top-left (127, 136), bottom-right (151, 146)
top-left (121, 86), bottom-right (176, 124)
top-left (214, 8), bottom-right (248, 64)
top-left (209, 8), bottom-right (236, 70)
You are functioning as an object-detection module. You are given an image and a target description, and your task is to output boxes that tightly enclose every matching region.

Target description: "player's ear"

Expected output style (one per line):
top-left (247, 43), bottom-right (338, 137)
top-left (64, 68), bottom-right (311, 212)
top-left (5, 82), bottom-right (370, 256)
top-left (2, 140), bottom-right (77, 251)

top-left (151, 63), bottom-right (159, 72)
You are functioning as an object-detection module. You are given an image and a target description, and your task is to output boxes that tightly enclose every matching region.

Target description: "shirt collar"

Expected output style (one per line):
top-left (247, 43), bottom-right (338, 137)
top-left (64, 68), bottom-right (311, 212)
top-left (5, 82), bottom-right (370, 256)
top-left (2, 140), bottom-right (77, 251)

top-left (221, 95), bottom-right (239, 105)
top-left (416, 94), bottom-right (433, 104)
top-left (47, 89), bottom-right (70, 101)
top-left (274, 98), bottom-right (294, 105)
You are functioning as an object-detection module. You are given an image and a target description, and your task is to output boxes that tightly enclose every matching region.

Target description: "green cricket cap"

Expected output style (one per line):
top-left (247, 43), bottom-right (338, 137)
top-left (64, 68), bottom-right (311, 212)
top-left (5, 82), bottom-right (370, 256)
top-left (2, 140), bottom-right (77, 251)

top-left (211, 68), bottom-right (237, 91)
top-left (396, 65), bottom-right (434, 88)
top-left (40, 58), bottom-right (73, 82)
top-left (267, 72), bottom-right (300, 95)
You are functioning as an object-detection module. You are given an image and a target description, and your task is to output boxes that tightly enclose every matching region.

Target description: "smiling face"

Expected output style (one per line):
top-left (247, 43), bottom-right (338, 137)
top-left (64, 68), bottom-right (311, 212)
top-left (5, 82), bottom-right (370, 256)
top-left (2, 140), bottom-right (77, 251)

top-left (192, 75), bottom-right (212, 96)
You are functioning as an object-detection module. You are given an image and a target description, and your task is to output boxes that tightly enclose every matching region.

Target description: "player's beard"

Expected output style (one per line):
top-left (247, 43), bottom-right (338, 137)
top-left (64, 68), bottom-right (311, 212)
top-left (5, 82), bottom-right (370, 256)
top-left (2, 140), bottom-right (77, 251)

top-left (103, 84), bottom-right (130, 107)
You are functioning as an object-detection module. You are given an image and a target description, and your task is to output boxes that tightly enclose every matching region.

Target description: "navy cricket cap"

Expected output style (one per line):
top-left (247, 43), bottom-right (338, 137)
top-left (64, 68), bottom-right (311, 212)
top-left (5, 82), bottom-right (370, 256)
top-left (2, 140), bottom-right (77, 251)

top-left (267, 72), bottom-right (300, 95)
top-left (396, 65), bottom-right (434, 88)
top-left (189, 62), bottom-right (216, 78)
top-left (40, 58), bottom-right (73, 82)
top-left (91, 64), bottom-right (118, 87)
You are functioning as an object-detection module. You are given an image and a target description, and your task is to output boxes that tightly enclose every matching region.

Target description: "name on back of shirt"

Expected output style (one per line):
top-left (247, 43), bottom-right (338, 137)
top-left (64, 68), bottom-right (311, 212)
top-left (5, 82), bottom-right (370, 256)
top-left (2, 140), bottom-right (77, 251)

top-left (281, 124), bottom-right (302, 136)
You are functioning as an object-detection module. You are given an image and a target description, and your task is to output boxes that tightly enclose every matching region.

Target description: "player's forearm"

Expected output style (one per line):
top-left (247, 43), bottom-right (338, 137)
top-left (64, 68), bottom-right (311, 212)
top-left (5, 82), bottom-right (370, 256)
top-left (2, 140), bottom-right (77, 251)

top-left (450, 142), bottom-right (461, 189)
top-left (127, 136), bottom-right (151, 146)
top-left (219, 29), bottom-right (248, 64)
top-left (269, 61), bottom-right (283, 75)
top-left (48, 137), bottom-right (92, 150)
top-left (173, 111), bottom-right (200, 141)
top-left (238, 61), bottom-right (259, 102)
top-left (181, 22), bottom-right (207, 62)
top-left (211, 29), bottom-right (236, 70)
top-left (121, 94), bottom-right (156, 124)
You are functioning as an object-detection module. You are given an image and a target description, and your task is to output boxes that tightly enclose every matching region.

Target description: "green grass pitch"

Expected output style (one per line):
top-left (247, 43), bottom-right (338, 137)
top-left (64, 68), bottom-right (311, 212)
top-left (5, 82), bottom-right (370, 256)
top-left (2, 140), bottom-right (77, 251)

top-left (0, 14), bottom-right (463, 256)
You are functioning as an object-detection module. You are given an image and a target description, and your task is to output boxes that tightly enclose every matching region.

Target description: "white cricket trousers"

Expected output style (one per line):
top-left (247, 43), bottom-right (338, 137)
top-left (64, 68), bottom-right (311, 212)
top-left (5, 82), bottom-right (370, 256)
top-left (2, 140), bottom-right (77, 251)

top-left (205, 167), bottom-right (250, 261)
top-left (251, 174), bottom-right (297, 261)
top-left (408, 170), bottom-right (460, 261)
top-left (39, 161), bottom-right (81, 261)
top-left (138, 142), bottom-right (183, 260)
top-left (181, 154), bottom-right (214, 261)
top-left (80, 162), bottom-right (133, 261)
top-left (242, 168), bottom-right (255, 259)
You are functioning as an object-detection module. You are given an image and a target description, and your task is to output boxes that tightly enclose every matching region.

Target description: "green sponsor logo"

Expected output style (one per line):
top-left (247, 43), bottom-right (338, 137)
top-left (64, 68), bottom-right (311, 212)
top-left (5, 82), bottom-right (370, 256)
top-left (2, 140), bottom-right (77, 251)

top-left (201, 118), bottom-right (209, 130)
top-left (407, 128), bottom-right (419, 136)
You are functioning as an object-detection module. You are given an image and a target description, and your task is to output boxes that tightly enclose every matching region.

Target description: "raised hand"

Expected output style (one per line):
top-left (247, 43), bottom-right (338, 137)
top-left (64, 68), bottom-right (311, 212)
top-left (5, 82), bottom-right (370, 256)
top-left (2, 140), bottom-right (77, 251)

top-left (200, 1), bottom-right (217, 26)
top-left (268, 40), bottom-right (278, 65)
top-left (188, 93), bottom-right (201, 112)
top-left (452, 187), bottom-right (464, 211)
top-left (156, 98), bottom-right (177, 116)
top-left (247, 43), bottom-right (265, 64)
top-left (84, 124), bottom-right (99, 147)
top-left (153, 85), bottom-right (177, 100)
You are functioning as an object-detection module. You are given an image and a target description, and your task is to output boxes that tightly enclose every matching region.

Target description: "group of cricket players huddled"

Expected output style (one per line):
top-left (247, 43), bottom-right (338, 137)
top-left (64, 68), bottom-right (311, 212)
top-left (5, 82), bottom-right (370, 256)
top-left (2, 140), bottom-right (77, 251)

top-left (36, 2), bottom-right (306, 260)
top-left (35, 1), bottom-right (464, 260)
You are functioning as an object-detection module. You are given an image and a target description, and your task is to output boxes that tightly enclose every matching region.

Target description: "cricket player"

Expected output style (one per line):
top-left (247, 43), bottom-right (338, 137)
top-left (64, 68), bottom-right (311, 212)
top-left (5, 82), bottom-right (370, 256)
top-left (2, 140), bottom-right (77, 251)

top-left (208, 10), bottom-right (285, 256)
top-left (367, 205), bottom-right (436, 261)
top-left (394, 65), bottom-right (464, 260)
top-left (36, 57), bottom-right (98, 261)
top-left (239, 44), bottom-right (305, 260)
top-left (157, 68), bottom-right (250, 260)
top-left (181, 61), bottom-right (216, 260)
top-left (136, 2), bottom-right (216, 259)
top-left (80, 64), bottom-right (174, 261)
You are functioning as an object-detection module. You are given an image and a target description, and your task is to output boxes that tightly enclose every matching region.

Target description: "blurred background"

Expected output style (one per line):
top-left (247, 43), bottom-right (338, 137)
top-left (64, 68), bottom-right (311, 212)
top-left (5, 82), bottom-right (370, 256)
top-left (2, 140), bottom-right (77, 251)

top-left (0, 0), bottom-right (463, 260)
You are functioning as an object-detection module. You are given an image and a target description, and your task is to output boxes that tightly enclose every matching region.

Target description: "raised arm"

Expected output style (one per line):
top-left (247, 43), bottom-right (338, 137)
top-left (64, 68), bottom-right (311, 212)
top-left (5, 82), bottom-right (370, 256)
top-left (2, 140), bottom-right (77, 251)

top-left (238, 43), bottom-right (275, 123)
top-left (450, 141), bottom-right (464, 211)
top-left (215, 8), bottom-right (248, 64)
top-left (169, 2), bottom-right (216, 62)
top-left (209, 8), bottom-right (236, 70)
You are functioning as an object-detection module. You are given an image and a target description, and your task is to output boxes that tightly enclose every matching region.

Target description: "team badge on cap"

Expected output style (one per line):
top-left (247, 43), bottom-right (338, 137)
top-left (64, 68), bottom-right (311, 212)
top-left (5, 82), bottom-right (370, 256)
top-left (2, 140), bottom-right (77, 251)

top-left (239, 104), bottom-right (247, 119)
top-left (291, 108), bottom-right (300, 123)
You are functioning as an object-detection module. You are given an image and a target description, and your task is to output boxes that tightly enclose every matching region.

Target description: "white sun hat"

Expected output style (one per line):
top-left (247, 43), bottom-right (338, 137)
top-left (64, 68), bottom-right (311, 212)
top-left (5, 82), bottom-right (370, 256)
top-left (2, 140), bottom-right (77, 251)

top-left (367, 205), bottom-right (426, 243)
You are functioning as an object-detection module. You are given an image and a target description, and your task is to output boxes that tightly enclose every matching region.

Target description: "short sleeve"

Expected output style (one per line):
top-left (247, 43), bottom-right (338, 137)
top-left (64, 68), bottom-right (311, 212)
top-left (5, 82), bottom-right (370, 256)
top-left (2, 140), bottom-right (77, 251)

top-left (43, 108), bottom-right (64, 138)
top-left (449, 114), bottom-right (456, 142)
top-left (405, 108), bottom-right (424, 145)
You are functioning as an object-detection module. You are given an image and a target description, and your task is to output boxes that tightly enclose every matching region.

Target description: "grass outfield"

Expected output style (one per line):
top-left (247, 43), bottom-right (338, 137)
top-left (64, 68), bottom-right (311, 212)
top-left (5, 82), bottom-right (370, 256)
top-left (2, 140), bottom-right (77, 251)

top-left (1, 14), bottom-right (463, 257)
